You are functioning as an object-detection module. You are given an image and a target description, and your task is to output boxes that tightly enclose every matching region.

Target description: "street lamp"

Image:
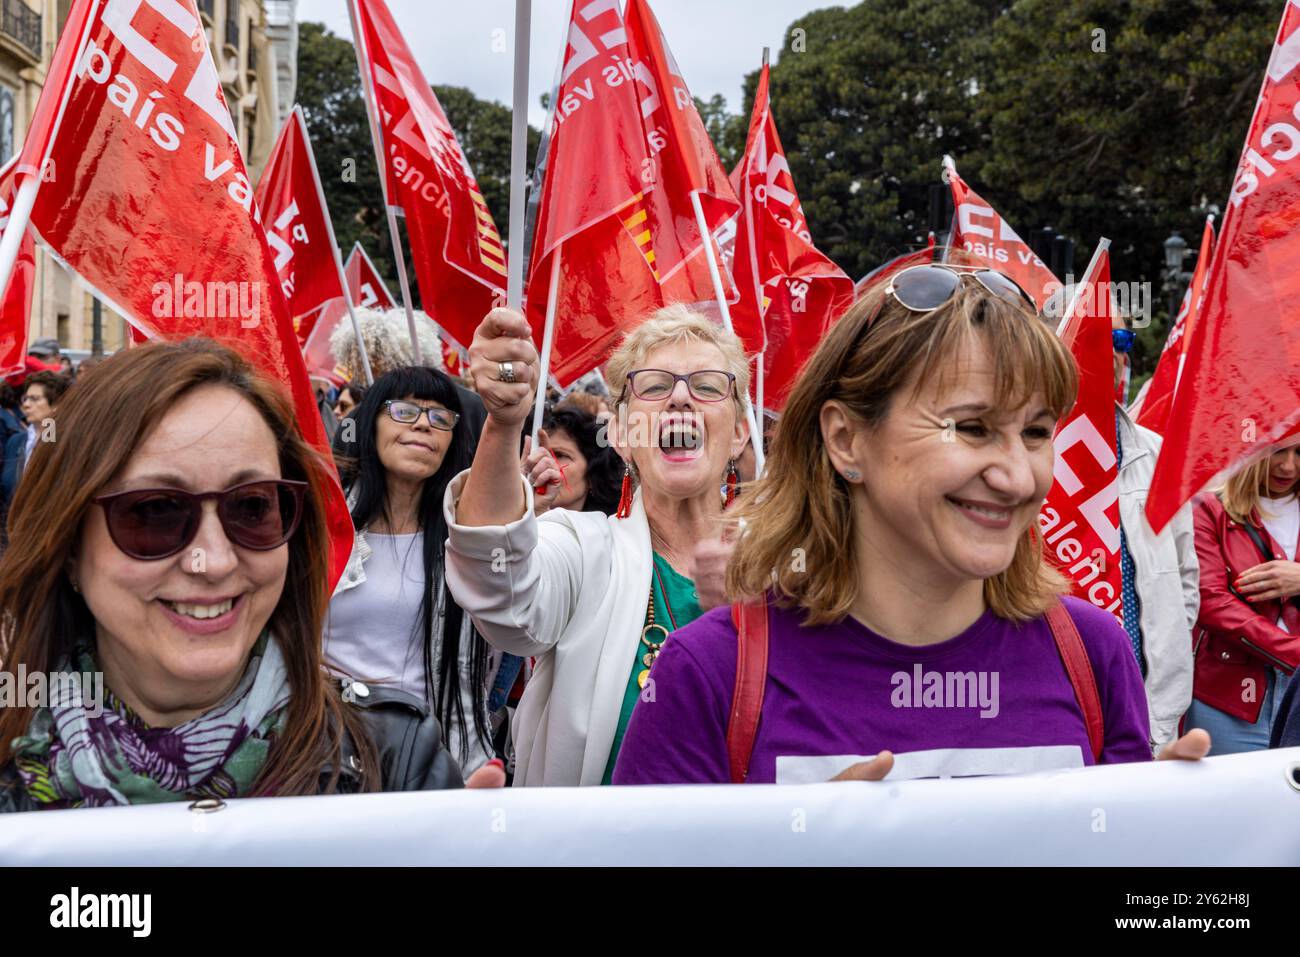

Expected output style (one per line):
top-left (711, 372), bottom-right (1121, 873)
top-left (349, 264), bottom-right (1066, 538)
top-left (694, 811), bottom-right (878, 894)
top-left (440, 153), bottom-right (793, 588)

top-left (1164, 231), bottom-right (1190, 318)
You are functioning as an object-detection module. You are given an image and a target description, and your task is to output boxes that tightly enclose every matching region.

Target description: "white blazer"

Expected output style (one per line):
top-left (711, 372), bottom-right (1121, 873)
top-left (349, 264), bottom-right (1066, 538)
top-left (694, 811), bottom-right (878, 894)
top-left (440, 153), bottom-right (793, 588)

top-left (442, 470), bottom-right (652, 786)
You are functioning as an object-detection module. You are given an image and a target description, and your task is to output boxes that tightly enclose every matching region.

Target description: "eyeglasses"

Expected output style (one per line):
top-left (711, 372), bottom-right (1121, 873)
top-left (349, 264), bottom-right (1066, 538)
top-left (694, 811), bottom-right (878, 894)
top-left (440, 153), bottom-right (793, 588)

top-left (1112, 328), bottom-right (1136, 354)
top-left (624, 369), bottom-right (736, 403)
top-left (92, 480), bottom-right (308, 561)
top-left (385, 400), bottom-right (460, 431)
top-left (885, 264), bottom-right (1039, 315)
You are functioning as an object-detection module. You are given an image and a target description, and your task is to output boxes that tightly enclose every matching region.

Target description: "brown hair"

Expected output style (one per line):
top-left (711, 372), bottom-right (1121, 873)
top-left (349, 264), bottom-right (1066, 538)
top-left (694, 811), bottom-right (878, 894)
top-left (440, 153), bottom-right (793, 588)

top-left (23, 370), bottom-right (70, 406)
top-left (728, 273), bottom-right (1079, 626)
top-left (0, 339), bottom-right (378, 795)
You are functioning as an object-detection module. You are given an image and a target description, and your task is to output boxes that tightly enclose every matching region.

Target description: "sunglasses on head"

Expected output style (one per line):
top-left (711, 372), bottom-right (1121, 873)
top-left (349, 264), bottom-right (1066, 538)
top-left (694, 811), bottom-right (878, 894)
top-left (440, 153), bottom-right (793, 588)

top-left (92, 479), bottom-right (308, 561)
top-left (884, 264), bottom-right (1039, 315)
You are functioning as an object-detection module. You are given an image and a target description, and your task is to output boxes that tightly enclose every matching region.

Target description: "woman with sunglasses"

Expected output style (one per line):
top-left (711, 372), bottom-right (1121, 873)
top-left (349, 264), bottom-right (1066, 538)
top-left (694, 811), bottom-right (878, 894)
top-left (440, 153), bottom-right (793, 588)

top-left (612, 264), bottom-right (1210, 785)
top-left (326, 366), bottom-right (499, 775)
top-left (0, 340), bottom-right (496, 813)
top-left (444, 304), bottom-right (751, 785)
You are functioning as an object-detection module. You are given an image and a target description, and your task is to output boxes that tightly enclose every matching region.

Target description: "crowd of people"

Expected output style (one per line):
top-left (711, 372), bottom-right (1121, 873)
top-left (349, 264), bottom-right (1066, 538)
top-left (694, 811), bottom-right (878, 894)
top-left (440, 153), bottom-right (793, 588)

top-left (2, 263), bottom-right (1299, 812)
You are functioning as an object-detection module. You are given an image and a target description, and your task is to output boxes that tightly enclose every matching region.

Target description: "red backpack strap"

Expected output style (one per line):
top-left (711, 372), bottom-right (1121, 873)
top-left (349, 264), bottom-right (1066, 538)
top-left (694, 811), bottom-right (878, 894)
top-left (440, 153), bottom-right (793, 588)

top-left (1045, 599), bottom-right (1104, 763)
top-left (726, 599), bottom-right (770, 783)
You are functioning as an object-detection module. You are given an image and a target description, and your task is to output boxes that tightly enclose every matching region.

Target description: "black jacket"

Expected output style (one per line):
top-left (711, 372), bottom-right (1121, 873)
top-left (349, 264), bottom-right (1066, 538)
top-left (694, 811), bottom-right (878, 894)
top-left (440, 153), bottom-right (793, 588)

top-left (0, 680), bottom-right (462, 813)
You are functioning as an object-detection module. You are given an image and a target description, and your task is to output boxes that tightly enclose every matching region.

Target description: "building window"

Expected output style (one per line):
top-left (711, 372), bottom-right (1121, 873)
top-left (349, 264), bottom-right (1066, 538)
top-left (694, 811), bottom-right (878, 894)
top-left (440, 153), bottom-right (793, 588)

top-left (57, 313), bottom-right (69, 347)
top-left (0, 86), bottom-right (13, 165)
top-left (224, 0), bottom-right (239, 50)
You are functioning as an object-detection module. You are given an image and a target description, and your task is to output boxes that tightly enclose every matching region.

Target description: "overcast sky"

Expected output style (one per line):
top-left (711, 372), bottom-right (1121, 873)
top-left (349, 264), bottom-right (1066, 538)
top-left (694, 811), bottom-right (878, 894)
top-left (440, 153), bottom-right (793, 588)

top-left (297, 0), bottom-right (839, 128)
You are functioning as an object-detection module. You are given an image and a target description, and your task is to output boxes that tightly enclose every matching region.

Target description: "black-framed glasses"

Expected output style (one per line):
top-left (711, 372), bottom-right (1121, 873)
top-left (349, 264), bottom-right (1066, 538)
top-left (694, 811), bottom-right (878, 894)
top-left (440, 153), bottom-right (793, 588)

top-left (624, 369), bottom-right (736, 403)
top-left (885, 264), bottom-right (1039, 315)
top-left (92, 480), bottom-right (308, 561)
top-left (385, 400), bottom-right (460, 431)
top-left (1112, 328), bottom-right (1136, 354)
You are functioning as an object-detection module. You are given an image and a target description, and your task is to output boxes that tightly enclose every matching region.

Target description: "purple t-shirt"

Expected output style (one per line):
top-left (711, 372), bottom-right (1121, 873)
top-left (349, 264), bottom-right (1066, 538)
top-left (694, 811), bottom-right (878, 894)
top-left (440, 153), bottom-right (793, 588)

top-left (612, 596), bottom-right (1151, 785)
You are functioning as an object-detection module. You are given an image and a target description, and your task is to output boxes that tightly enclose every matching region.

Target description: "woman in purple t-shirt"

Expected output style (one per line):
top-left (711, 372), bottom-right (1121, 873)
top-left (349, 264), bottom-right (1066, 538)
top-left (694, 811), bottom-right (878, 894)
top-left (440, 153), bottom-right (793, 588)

top-left (613, 264), bottom-right (1211, 785)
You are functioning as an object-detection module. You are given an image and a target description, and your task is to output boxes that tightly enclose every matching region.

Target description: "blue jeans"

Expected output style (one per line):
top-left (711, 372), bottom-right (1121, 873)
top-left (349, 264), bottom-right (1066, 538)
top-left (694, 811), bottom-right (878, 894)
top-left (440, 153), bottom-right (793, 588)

top-left (1184, 668), bottom-right (1294, 755)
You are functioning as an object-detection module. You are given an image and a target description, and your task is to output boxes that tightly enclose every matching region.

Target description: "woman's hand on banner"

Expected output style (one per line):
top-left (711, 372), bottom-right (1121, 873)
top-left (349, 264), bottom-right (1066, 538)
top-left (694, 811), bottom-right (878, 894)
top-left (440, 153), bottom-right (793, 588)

top-left (465, 759), bottom-right (507, 789)
top-left (830, 751), bottom-right (895, 781)
top-left (470, 307), bottom-right (537, 427)
top-left (1156, 728), bottom-right (1211, 762)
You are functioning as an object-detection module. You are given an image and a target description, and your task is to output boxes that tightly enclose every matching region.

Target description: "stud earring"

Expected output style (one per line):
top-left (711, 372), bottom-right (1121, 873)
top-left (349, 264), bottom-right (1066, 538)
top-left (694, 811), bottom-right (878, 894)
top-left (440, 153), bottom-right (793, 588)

top-left (843, 470), bottom-right (860, 481)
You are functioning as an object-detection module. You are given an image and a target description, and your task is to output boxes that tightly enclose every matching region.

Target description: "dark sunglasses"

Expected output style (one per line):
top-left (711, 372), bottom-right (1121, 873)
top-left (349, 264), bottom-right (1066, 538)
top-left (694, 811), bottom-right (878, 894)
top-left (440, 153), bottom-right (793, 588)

top-left (885, 264), bottom-right (1039, 315)
top-left (385, 399), bottom-right (460, 431)
top-left (1112, 328), bottom-right (1136, 353)
top-left (92, 480), bottom-right (308, 561)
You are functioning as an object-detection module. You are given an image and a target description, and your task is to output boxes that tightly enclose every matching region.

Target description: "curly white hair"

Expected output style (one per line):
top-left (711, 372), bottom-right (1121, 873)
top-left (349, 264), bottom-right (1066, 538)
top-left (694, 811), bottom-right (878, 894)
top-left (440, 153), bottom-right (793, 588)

top-left (329, 307), bottom-right (445, 380)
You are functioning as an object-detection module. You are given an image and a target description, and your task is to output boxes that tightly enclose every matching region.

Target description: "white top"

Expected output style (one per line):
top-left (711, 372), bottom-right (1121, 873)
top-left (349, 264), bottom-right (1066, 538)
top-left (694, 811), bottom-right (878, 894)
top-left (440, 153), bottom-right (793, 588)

top-left (325, 531), bottom-right (429, 699)
top-left (1259, 495), bottom-right (1299, 562)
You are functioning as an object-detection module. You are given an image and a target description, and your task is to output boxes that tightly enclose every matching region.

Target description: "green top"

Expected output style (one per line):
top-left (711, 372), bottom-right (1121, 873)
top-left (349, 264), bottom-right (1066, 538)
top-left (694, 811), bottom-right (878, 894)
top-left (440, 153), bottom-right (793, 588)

top-left (601, 552), bottom-right (704, 784)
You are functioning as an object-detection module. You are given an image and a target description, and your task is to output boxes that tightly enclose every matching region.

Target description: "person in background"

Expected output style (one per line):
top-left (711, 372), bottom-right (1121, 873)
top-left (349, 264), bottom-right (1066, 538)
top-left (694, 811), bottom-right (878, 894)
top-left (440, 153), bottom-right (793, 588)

top-left (1111, 311), bottom-right (1199, 752)
top-left (325, 366), bottom-right (500, 775)
top-left (0, 340), bottom-right (500, 812)
top-left (612, 264), bottom-right (1209, 785)
top-left (1186, 439), bottom-right (1300, 753)
top-left (27, 337), bottom-right (60, 368)
top-left (3, 371), bottom-right (70, 511)
top-left (333, 381), bottom-right (367, 422)
top-left (445, 303), bottom-right (750, 786)
top-left (521, 403), bottom-right (623, 518)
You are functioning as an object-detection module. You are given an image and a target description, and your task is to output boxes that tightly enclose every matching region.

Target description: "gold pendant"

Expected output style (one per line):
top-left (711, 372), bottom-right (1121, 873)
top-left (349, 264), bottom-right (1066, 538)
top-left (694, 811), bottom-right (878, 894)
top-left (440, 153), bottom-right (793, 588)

top-left (637, 669), bottom-right (650, 689)
top-left (642, 652), bottom-right (656, 667)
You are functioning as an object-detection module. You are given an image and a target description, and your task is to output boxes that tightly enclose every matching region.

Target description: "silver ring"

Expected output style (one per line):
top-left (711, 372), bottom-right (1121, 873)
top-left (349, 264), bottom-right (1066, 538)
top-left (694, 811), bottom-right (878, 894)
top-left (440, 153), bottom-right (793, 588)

top-left (498, 361), bottom-right (517, 383)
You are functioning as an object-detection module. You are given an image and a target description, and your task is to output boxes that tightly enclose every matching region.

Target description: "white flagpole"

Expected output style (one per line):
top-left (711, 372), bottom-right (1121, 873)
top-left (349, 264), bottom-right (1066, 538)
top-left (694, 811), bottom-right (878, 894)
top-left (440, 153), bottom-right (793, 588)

top-left (690, 190), bottom-right (764, 473)
top-left (347, 0), bottom-right (424, 365)
top-left (0, 0), bottom-right (101, 303)
top-left (506, 0), bottom-right (531, 311)
top-left (1056, 237), bottom-right (1110, 339)
top-left (530, 247), bottom-right (561, 443)
top-left (295, 106), bottom-right (373, 386)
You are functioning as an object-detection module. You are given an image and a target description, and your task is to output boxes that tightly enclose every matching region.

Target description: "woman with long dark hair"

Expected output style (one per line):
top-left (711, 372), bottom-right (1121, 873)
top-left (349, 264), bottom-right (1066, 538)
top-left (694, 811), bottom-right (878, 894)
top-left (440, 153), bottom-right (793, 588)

top-left (326, 366), bottom-right (497, 774)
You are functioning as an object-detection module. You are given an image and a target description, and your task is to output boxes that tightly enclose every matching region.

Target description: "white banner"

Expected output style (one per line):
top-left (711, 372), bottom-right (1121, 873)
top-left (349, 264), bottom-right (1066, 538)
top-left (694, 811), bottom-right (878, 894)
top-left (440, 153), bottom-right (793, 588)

top-left (4, 749), bottom-right (1299, 866)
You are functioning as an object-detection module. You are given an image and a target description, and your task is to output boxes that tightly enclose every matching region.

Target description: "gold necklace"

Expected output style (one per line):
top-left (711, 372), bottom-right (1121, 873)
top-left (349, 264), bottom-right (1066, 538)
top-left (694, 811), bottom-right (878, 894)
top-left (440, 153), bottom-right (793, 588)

top-left (636, 564), bottom-right (678, 689)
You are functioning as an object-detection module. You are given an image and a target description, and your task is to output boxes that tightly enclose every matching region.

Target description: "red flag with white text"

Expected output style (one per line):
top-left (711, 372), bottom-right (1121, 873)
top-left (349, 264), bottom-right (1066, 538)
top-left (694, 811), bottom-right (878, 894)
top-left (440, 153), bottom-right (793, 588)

top-left (1146, 4), bottom-right (1300, 532)
top-left (526, 0), bottom-right (665, 385)
top-left (352, 0), bottom-right (505, 349)
top-left (1040, 247), bottom-right (1123, 627)
top-left (303, 244), bottom-right (397, 384)
top-left (729, 63), bottom-right (853, 413)
top-left (1134, 217), bottom-right (1216, 434)
top-left (255, 106), bottom-right (346, 345)
top-left (623, 0), bottom-right (738, 304)
top-left (945, 161), bottom-right (1059, 310)
top-left (18, 0), bottom-right (354, 587)
top-left (344, 242), bottom-right (396, 310)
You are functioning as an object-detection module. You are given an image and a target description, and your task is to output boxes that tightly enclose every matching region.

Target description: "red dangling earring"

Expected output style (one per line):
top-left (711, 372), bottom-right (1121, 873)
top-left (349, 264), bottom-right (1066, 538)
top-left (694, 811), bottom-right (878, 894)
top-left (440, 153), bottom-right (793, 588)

top-left (616, 464), bottom-right (634, 519)
top-left (724, 460), bottom-right (739, 509)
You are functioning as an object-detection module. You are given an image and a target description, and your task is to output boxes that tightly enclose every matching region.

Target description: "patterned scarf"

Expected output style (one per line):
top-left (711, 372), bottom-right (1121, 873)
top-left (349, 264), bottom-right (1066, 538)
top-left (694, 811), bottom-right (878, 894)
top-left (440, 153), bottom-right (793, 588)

top-left (11, 634), bottom-right (291, 809)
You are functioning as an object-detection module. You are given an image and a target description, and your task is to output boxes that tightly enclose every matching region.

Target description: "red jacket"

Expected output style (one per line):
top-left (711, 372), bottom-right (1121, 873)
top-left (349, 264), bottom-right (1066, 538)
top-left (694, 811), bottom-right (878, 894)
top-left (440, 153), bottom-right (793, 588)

top-left (1190, 491), bottom-right (1300, 722)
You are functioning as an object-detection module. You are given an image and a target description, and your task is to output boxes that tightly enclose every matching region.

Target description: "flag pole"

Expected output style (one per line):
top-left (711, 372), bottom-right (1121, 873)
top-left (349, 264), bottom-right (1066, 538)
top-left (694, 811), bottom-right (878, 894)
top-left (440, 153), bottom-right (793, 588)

top-left (347, 0), bottom-right (424, 365)
top-left (506, 0), bottom-right (531, 311)
top-left (0, 0), bottom-right (101, 304)
top-left (690, 190), bottom-right (764, 473)
top-left (530, 247), bottom-right (561, 443)
top-left (1056, 237), bottom-right (1110, 339)
top-left (296, 107), bottom-right (373, 386)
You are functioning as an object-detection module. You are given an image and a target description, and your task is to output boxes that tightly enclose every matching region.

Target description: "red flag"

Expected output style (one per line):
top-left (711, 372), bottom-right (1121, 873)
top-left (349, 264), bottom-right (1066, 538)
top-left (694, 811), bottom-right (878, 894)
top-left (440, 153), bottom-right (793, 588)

top-left (622, 0), bottom-right (738, 304)
top-left (344, 243), bottom-right (396, 310)
top-left (0, 159), bottom-right (32, 381)
top-left (1041, 245), bottom-right (1122, 627)
top-left (729, 63), bottom-right (853, 413)
top-left (351, 0), bottom-right (505, 349)
top-left (1134, 217), bottom-right (1216, 435)
top-left (255, 106), bottom-right (346, 345)
top-left (853, 243), bottom-right (937, 300)
top-left (945, 160), bottom-right (1059, 310)
top-left (525, 0), bottom-right (669, 386)
top-left (20, 0), bottom-right (353, 588)
top-left (1147, 5), bottom-right (1300, 532)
